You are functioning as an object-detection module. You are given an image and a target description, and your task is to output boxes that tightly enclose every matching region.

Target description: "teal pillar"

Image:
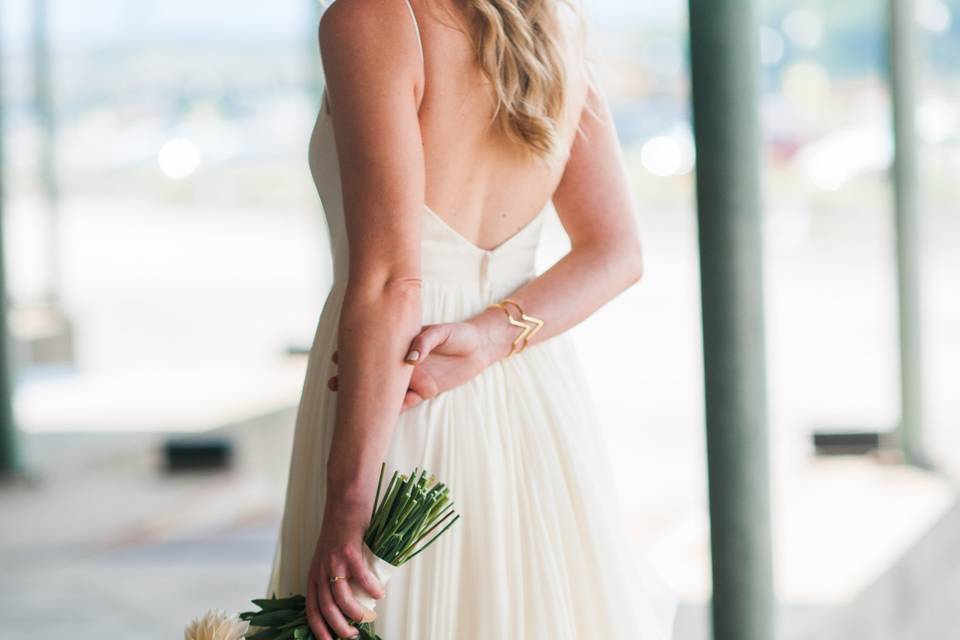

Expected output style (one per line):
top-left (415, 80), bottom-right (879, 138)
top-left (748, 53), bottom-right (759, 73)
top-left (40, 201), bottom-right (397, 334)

top-left (0, 1), bottom-right (21, 476)
top-left (888, 0), bottom-right (926, 466)
top-left (688, 2), bottom-right (775, 639)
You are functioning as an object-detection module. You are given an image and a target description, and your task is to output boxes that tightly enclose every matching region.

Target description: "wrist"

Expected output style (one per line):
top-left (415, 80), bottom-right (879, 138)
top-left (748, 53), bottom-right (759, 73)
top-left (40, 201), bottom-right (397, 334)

top-left (326, 471), bottom-right (377, 512)
top-left (324, 491), bottom-right (375, 529)
top-left (470, 307), bottom-right (516, 366)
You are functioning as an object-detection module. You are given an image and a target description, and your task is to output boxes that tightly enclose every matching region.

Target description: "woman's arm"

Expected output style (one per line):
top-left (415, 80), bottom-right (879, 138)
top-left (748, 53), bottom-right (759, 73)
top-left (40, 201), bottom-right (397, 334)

top-left (307, 1), bottom-right (425, 638)
top-left (475, 78), bottom-right (644, 356)
top-left (405, 79), bottom-right (643, 386)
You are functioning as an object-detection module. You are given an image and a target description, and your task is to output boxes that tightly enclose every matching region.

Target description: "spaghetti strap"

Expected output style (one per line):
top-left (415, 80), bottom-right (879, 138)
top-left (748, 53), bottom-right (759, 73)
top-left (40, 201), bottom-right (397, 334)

top-left (402, 0), bottom-right (424, 67)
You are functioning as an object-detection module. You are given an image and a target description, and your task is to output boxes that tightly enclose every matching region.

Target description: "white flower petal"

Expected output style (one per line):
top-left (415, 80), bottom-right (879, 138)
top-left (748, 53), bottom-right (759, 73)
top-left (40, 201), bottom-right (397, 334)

top-left (184, 609), bottom-right (250, 640)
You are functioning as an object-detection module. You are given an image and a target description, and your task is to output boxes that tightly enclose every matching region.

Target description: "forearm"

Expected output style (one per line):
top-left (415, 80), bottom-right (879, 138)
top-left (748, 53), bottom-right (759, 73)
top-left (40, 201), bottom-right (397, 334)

top-left (473, 239), bottom-right (643, 362)
top-left (326, 279), bottom-right (421, 509)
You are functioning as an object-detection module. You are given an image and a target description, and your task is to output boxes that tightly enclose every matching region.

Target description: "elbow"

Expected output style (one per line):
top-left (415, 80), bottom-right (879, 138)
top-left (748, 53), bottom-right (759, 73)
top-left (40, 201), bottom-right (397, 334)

top-left (592, 237), bottom-right (644, 288)
top-left (378, 274), bottom-right (423, 303)
top-left (343, 273), bottom-right (422, 320)
top-left (381, 276), bottom-right (423, 313)
top-left (572, 231), bottom-right (644, 287)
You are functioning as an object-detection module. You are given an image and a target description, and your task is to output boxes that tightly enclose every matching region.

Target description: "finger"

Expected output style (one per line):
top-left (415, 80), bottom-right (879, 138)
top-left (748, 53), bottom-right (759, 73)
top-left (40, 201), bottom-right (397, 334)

top-left (307, 573), bottom-right (334, 640)
top-left (346, 551), bottom-right (385, 600)
top-left (405, 324), bottom-right (451, 363)
top-left (331, 576), bottom-right (372, 624)
top-left (327, 551), bottom-right (369, 623)
top-left (327, 375), bottom-right (338, 391)
top-left (409, 370), bottom-right (441, 403)
top-left (319, 576), bottom-right (359, 638)
top-left (402, 390), bottom-right (424, 411)
top-left (331, 351), bottom-right (338, 364)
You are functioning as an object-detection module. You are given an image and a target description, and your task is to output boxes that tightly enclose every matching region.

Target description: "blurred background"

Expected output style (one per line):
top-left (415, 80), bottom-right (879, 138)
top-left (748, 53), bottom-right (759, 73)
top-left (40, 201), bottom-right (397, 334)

top-left (1, 0), bottom-right (958, 638)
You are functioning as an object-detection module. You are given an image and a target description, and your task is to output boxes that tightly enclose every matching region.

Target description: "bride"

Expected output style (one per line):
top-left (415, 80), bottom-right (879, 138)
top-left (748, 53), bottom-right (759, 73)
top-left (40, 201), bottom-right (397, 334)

top-left (267, 0), bottom-right (677, 637)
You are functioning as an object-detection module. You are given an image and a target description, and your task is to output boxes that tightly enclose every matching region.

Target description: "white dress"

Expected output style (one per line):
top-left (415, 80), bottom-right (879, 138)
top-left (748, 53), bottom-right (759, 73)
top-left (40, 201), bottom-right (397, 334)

top-left (267, 2), bottom-right (676, 637)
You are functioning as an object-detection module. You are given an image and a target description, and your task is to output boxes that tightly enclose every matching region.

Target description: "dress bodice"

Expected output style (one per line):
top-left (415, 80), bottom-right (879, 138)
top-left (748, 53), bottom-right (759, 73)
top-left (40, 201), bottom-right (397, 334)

top-left (307, 102), bottom-right (545, 300)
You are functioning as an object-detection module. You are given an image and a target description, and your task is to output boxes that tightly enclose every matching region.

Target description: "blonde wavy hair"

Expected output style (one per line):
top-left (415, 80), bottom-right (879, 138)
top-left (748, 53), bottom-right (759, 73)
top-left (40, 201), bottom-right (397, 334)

top-left (465, 0), bottom-right (582, 160)
top-left (321, 1), bottom-right (584, 160)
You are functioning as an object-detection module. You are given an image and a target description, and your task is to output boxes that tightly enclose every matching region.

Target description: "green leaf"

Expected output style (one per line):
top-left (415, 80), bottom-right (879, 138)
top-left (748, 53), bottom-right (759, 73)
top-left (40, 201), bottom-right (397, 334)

top-left (251, 596), bottom-right (306, 611)
top-left (355, 622), bottom-right (382, 640)
top-left (249, 609), bottom-right (301, 627)
top-left (245, 627), bottom-right (283, 640)
top-left (277, 615), bottom-right (309, 631)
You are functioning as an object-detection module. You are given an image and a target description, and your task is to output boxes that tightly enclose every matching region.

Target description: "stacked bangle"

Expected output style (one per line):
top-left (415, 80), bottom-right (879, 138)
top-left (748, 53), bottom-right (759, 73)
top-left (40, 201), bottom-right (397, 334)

top-left (486, 298), bottom-right (544, 356)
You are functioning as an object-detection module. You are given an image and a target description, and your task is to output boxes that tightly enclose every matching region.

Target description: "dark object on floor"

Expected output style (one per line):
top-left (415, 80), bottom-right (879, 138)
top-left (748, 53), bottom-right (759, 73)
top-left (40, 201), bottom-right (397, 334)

top-left (163, 437), bottom-right (234, 472)
top-left (812, 430), bottom-right (887, 456)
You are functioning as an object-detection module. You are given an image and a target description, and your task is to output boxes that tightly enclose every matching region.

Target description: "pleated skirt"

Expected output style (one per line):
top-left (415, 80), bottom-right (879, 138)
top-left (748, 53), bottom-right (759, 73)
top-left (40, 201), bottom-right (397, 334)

top-left (267, 278), bottom-right (676, 638)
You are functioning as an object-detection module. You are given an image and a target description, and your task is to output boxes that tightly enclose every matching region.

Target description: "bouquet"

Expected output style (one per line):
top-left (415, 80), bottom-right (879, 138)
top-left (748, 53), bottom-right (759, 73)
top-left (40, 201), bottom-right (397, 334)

top-left (185, 464), bottom-right (459, 640)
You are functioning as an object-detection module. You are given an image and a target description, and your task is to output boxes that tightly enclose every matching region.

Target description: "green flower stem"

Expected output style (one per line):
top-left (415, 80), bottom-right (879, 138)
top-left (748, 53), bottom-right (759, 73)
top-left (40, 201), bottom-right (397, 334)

top-left (242, 464), bottom-right (458, 640)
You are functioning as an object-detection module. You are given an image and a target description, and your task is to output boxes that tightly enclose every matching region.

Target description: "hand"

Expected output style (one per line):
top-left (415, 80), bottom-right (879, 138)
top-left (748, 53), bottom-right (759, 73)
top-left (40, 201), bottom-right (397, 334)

top-left (327, 311), bottom-right (509, 410)
top-left (399, 320), bottom-right (497, 409)
top-left (306, 500), bottom-right (385, 640)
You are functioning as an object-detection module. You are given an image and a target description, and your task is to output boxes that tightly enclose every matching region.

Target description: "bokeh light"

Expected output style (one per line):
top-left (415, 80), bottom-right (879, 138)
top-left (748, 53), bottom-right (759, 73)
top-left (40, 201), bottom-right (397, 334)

top-left (157, 137), bottom-right (202, 180)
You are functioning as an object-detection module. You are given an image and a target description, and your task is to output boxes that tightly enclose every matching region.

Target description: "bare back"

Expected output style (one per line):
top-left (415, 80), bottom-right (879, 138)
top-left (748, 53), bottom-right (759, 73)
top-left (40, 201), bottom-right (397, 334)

top-left (410, 0), bottom-right (590, 251)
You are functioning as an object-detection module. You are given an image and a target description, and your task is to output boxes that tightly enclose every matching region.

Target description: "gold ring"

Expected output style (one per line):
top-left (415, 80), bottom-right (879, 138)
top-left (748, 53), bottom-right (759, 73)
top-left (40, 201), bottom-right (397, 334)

top-left (329, 576), bottom-right (346, 584)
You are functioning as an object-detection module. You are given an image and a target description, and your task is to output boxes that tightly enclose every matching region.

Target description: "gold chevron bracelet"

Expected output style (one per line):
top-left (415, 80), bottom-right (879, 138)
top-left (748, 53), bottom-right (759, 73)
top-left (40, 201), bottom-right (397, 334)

top-left (487, 298), bottom-right (544, 356)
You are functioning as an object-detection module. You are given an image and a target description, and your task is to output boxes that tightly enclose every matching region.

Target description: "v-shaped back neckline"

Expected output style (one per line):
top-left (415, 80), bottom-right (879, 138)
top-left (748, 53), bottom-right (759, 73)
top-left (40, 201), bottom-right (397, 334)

top-left (422, 204), bottom-right (546, 254)
top-left (314, 96), bottom-right (545, 256)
